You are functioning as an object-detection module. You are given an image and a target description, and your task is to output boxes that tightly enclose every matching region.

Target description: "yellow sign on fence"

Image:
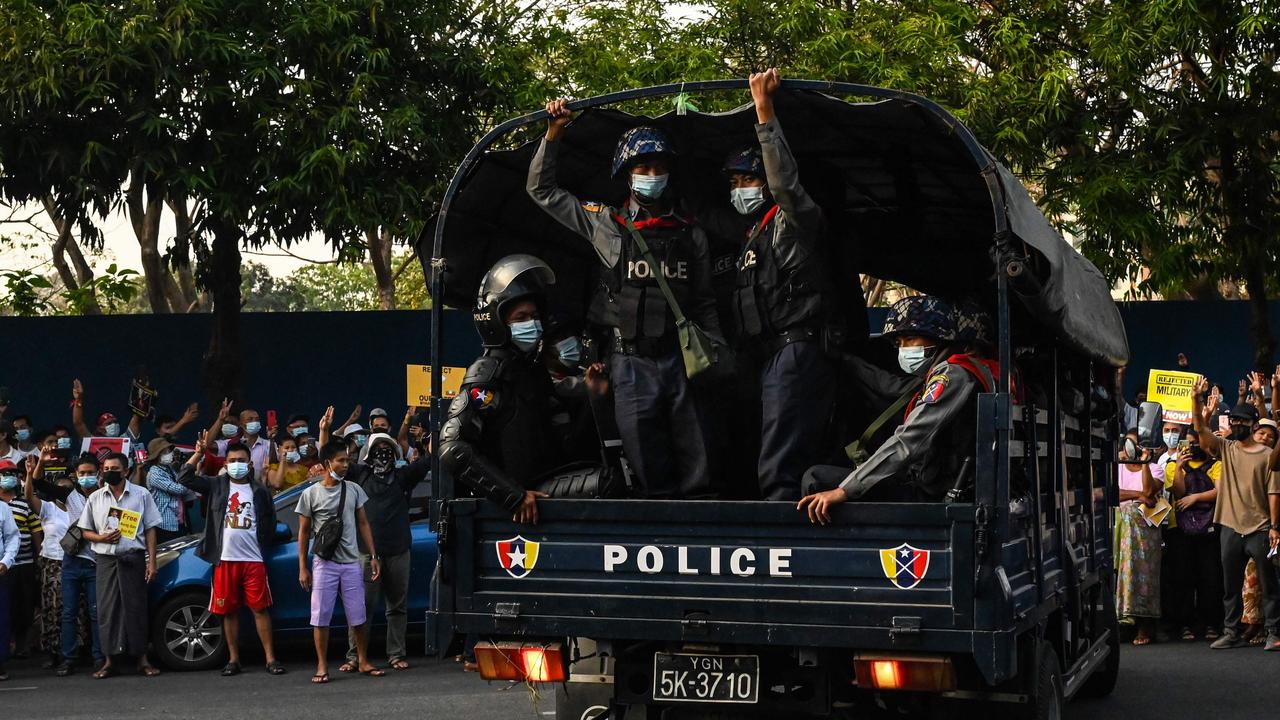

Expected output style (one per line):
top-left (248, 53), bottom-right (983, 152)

top-left (1146, 369), bottom-right (1197, 425)
top-left (406, 364), bottom-right (466, 406)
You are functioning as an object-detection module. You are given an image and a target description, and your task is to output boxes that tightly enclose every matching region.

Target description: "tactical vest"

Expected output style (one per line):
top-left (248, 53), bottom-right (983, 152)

top-left (906, 353), bottom-right (999, 500)
top-left (470, 349), bottom-right (562, 487)
top-left (604, 212), bottom-right (697, 340)
top-left (733, 205), bottom-right (826, 340)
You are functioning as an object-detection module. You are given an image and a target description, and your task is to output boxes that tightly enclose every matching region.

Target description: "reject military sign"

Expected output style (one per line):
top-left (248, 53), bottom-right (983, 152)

top-left (406, 364), bottom-right (466, 406)
top-left (1146, 369), bottom-right (1197, 424)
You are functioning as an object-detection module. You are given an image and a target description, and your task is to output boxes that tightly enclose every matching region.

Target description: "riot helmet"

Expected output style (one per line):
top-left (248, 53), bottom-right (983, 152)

top-left (952, 300), bottom-right (995, 351)
top-left (474, 254), bottom-right (556, 348)
top-left (722, 147), bottom-right (764, 178)
top-left (612, 126), bottom-right (676, 179)
top-left (881, 295), bottom-right (957, 343)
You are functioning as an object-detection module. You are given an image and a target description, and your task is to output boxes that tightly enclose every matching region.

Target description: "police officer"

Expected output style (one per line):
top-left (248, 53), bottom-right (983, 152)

top-left (726, 68), bottom-right (834, 501)
top-left (797, 296), bottom-right (999, 522)
top-left (527, 100), bottom-right (721, 499)
top-left (438, 254), bottom-right (563, 524)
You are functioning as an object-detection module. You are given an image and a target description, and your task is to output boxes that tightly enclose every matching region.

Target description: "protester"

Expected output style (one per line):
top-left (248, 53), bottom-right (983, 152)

top-left (0, 420), bottom-right (24, 465)
top-left (1169, 437), bottom-right (1224, 640)
top-left (1116, 430), bottom-right (1163, 645)
top-left (144, 437), bottom-right (190, 543)
top-left (339, 432), bottom-right (429, 673)
top-left (153, 403), bottom-right (199, 443)
top-left (179, 434), bottom-right (285, 676)
top-left (0, 459), bottom-right (41, 659)
top-left (10, 416), bottom-right (40, 460)
top-left (267, 436), bottom-right (310, 493)
top-left (1192, 376), bottom-right (1280, 651)
top-left (0, 488), bottom-right (20, 681)
top-left (77, 452), bottom-right (162, 677)
top-left (22, 455), bottom-right (69, 668)
top-left (286, 414), bottom-right (311, 439)
top-left (70, 379), bottom-right (141, 445)
top-left (296, 441), bottom-right (384, 683)
top-left (209, 401), bottom-right (272, 476)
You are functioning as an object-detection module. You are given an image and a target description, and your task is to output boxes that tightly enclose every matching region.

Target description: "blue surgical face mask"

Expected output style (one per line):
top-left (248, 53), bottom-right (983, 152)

top-left (14, 428), bottom-right (30, 443)
top-left (0, 475), bottom-right (17, 491)
top-left (78, 475), bottom-right (99, 490)
top-left (898, 345), bottom-right (933, 375)
top-left (159, 452), bottom-right (175, 466)
top-left (57, 437), bottom-right (72, 450)
top-left (630, 173), bottom-right (669, 201)
top-left (1163, 432), bottom-right (1180, 450)
top-left (245, 421), bottom-right (262, 436)
top-left (329, 470), bottom-right (344, 481)
top-left (354, 435), bottom-right (367, 448)
top-left (395, 458), bottom-right (408, 469)
top-left (291, 426), bottom-right (309, 438)
top-left (226, 461), bottom-right (250, 480)
top-left (730, 186), bottom-right (767, 215)
top-left (104, 422), bottom-right (121, 437)
top-left (556, 337), bottom-right (582, 365)
top-left (221, 423), bottom-right (239, 438)
top-left (285, 450), bottom-right (301, 464)
top-left (509, 319), bottom-right (543, 352)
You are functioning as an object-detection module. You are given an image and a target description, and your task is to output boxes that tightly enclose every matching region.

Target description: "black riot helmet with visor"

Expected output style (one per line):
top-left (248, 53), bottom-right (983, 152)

top-left (473, 254), bottom-right (557, 348)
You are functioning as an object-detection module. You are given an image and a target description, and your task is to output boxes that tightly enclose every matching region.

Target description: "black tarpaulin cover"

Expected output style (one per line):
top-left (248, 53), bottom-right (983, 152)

top-left (427, 89), bottom-right (1128, 366)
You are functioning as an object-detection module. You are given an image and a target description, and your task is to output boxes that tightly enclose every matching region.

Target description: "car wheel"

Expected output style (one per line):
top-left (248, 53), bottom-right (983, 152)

top-left (151, 590), bottom-right (227, 671)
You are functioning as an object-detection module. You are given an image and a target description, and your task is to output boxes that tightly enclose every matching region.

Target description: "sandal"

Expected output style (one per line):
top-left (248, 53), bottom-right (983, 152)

top-left (462, 660), bottom-right (479, 673)
top-left (221, 662), bottom-right (242, 677)
top-left (311, 672), bottom-right (330, 684)
top-left (266, 661), bottom-right (287, 676)
top-left (338, 661), bottom-right (358, 674)
top-left (361, 667), bottom-right (387, 677)
top-left (0, 668), bottom-right (8, 682)
top-left (1132, 634), bottom-right (1152, 646)
top-left (140, 664), bottom-right (162, 677)
top-left (390, 658), bottom-right (410, 671)
top-left (93, 665), bottom-right (117, 679)
top-left (1206, 628), bottom-right (1221, 641)
top-left (1180, 627), bottom-right (1196, 641)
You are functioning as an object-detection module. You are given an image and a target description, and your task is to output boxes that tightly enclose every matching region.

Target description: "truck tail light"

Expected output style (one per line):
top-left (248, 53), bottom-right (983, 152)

top-left (474, 642), bottom-right (567, 683)
top-left (853, 653), bottom-right (956, 692)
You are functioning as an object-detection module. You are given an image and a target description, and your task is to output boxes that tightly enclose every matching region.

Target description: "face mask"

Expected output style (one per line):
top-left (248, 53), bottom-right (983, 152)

top-left (395, 459), bottom-right (408, 469)
top-left (0, 476), bottom-right (17, 491)
top-left (285, 450), bottom-right (301, 463)
top-left (78, 476), bottom-right (99, 490)
top-left (57, 437), bottom-right (72, 450)
top-left (226, 461), bottom-right (250, 480)
top-left (897, 346), bottom-right (933, 375)
top-left (159, 452), bottom-right (174, 465)
top-left (1162, 432), bottom-right (1180, 449)
top-left (298, 444), bottom-right (313, 457)
top-left (1231, 425), bottom-right (1252, 442)
top-left (509, 319), bottom-right (543, 351)
top-left (291, 426), bottom-right (309, 438)
top-left (14, 429), bottom-right (30, 443)
top-left (730, 186), bottom-right (767, 215)
top-left (329, 470), bottom-right (344, 481)
top-left (104, 423), bottom-right (121, 437)
top-left (354, 435), bottom-right (367, 448)
top-left (221, 423), bottom-right (239, 438)
top-left (556, 337), bottom-right (582, 365)
top-left (245, 421), bottom-right (262, 436)
top-left (103, 470), bottom-right (124, 486)
top-left (630, 173), bottom-right (669, 201)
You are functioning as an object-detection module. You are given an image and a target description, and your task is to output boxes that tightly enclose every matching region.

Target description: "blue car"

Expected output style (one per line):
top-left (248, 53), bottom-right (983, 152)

top-left (148, 479), bottom-right (437, 671)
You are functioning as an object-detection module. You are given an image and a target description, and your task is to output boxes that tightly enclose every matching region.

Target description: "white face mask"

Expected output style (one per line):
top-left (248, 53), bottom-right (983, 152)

top-left (630, 173), bottom-right (669, 201)
top-left (730, 186), bottom-right (767, 215)
top-left (898, 345), bottom-right (933, 375)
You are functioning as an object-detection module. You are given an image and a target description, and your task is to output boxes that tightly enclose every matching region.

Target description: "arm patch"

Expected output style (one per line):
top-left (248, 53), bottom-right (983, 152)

top-left (920, 372), bottom-right (950, 405)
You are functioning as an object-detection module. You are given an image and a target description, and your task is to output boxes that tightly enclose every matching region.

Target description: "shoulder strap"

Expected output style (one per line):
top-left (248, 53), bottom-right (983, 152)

top-left (621, 216), bottom-right (687, 325)
top-left (844, 382), bottom-right (922, 464)
top-left (737, 204), bottom-right (781, 263)
top-left (335, 479), bottom-right (348, 532)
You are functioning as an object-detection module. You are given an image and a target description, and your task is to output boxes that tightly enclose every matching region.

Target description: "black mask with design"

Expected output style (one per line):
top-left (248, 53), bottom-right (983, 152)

top-left (369, 444), bottom-right (397, 474)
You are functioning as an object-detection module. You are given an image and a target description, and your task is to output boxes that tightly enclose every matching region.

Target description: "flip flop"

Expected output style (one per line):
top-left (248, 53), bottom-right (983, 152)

top-left (222, 662), bottom-right (242, 677)
top-left (93, 666), bottom-right (117, 679)
top-left (390, 659), bottom-right (410, 671)
top-left (1181, 628), bottom-right (1196, 641)
top-left (361, 667), bottom-right (387, 677)
top-left (338, 662), bottom-right (358, 673)
top-left (140, 665), bottom-right (162, 677)
top-left (266, 661), bottom-right (287, 675)
top-left (1132, 635), bottom-right (1152, 646)
top-left (312, 672), bottom-right (330, 684)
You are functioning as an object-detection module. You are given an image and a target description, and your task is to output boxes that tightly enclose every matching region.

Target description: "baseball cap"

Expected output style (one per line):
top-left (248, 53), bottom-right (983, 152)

top-left (342, 423), bottom-right (369, 437)
top-left (369, 408), bottom-right (389, 419)
top-left (0, 459), bottom-right (17, 473)
top-left (1230, 404), bottom-right (1260, 422)
top-left (1259, 418), bottom-right (1278, 431)
top-left (96, 412), bottom-right (117, 427)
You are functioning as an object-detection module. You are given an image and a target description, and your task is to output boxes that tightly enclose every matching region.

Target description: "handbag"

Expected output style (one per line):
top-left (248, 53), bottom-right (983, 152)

top-left (310, 480), bottom-right (347, 561)
top-left (621, 217), bottom-right (724, 380)
top-left (59, 525), bottom-right (85, 555)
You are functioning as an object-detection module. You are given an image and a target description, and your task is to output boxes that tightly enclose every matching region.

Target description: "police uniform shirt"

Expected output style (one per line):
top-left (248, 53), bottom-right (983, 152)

top-left (838, 361), bottom-right (980, 499)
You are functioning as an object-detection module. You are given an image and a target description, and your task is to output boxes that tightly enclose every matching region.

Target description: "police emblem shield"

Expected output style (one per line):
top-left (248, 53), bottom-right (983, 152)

top-left (496, 535), bottom-right (540, 579)
top-left (879, 543), bottom-right (931, 590)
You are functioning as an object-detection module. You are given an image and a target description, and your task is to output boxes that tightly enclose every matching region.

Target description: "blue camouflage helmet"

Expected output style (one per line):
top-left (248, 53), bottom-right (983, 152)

top-left (611, 126), bottom-right (675, 178)
top-left (722, 147), bottom-right (764, 177)
top-left (881, 295), bottom-right (957, 343)
top-left (952, 300), bottom-right (994, 348)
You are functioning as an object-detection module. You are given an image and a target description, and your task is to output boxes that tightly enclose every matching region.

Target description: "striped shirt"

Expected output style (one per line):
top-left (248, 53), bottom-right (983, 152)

top-left (6, 497), bottom-right (42, 566)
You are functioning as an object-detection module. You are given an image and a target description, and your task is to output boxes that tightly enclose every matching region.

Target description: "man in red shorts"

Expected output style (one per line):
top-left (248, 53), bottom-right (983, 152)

top-left (179, 435), bottom-right (285, 676)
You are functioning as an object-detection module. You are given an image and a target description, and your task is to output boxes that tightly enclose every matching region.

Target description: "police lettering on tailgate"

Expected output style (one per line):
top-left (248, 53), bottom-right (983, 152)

top-left (603, 545), bottom-right (792, 577)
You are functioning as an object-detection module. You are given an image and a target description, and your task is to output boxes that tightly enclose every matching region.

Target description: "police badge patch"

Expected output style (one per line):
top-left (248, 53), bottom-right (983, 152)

top-left (582, 201), bottom-right (605, 213)
top-left (470, 387), bottom-right (496, 410)
top-left (920, 373), bottom-right (948, 404)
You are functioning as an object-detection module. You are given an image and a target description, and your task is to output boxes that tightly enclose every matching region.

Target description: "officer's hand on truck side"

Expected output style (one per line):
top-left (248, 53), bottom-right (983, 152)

top-left (546, 99), bottom-right (573, 140)
top-left (797, 488), bottom-right (848, 526)
top-left (515, 490), bottom-right (550, 525)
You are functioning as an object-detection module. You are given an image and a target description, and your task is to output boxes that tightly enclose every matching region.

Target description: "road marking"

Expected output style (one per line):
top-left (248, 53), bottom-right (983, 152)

top-left (0, 686), bottom-right (38, 692)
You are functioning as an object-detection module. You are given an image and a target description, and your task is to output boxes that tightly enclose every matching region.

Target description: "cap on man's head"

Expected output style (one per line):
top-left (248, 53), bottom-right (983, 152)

top-left (341, 423), bottom-right (369, 437)
top-left (147, 437), bottom-right (174, 458)
top-left (1259, 418), bottom-right (1278, 431)
top-left (1230, 404), bottom-right (1261, 422)
top-left (287, 414), bottom-right (310, 425)
top-left (96, 412), bottom-right (117, 427)
top-left (0, 459), bottom-right (17, 473)
top-left (369, 408), bottom-right (389, 420)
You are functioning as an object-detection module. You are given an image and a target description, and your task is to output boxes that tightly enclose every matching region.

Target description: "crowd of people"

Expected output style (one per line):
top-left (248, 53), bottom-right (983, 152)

top-left (1115, 363), bottom-right (1280, 651)
top-left (0, 379), bottom-right (432, 683)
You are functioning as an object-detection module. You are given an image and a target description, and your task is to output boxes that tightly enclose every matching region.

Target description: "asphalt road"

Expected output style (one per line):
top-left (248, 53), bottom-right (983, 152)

top-left (0, 638), bottom-right (1273, 718)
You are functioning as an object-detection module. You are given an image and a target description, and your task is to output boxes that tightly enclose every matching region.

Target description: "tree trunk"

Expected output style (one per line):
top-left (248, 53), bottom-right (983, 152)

top-left (126, 172), bottom-right (172, 313)
top-left (368, 226), bottom-right (396, 310)
top-left (202, 215), bottom-right (244, 405)
top-left (41, 195), bottom-right (101, 314)
top-left (167, 195), bottom-right (201, 310)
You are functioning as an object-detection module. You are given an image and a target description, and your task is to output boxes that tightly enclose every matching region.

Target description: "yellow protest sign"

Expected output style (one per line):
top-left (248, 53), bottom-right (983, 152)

top-left (406, 364), bottom-right (466, 406)
top-left (1146, 369), bottom-right (1197, 424)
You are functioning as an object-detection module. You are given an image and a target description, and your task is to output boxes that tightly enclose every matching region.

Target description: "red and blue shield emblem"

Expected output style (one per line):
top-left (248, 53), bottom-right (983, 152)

top-left (496, 535), bottom-right (540, 579)
top-left (879, 543), bottom-right (931, 590)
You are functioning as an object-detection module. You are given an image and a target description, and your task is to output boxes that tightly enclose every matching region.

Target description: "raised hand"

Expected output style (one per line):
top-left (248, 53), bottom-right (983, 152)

top-left (749, 67), bottom-right (782, 98)
top-left (1251, 372), bottom-right (1265, 394)
top-left (181, 402), bottom-right (199, 423)
top-left (546, 98), bottom-right (573, 137)
top-left (72, 378), bottom-right (84, 400)
top-left (319, 406), bottom-right (335, 431)
top-left (1193, 375), bottom-right (1209, 396)
top-left (218, 397), bottom-right (233, 421)
top-left (194, 430), bottom-right (209, 454)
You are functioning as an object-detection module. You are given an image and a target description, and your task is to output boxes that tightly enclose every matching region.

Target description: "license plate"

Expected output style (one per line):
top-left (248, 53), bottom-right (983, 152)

top-left (652, 652), bottom-right (759, 704)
